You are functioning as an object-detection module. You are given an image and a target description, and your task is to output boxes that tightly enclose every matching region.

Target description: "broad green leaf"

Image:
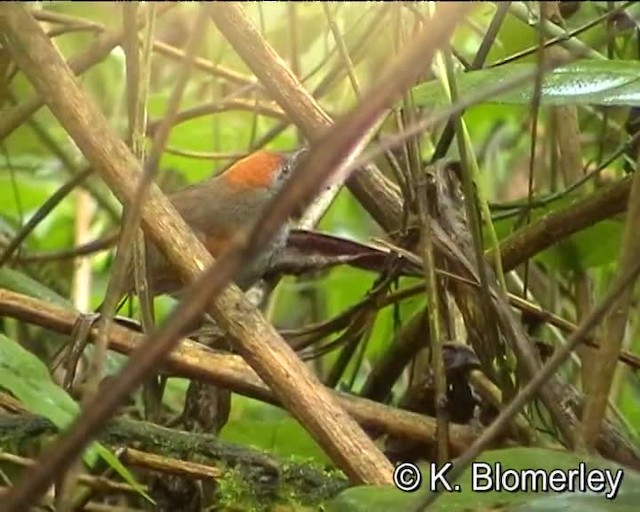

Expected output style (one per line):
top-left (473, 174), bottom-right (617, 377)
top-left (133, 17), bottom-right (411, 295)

top-left (413, 60), bottom-right (640, 107)
top-left (0, 334), bottom-right (80, 428)
top-left (323, 448), bottom-right (636, 511)
top-left (518, 488), bottom-right (639, 512)
top-left (0, 335), bottom-right (151, 503)
top-left (323, 486), bottom-right (413, 512)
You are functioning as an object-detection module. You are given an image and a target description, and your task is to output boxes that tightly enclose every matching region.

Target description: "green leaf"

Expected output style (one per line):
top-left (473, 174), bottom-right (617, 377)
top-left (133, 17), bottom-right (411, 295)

top-left (0, 267), bottom-right (71, 308)
top-left (0, 335), bottom-right (152, 503)
top-left (323, 485), bottom-right (413, 512)
top-left (323, 448), bottom-right (636, 511)
top-left (0, 334), bottom-right (81, 430)
top-left (93, 444), bottom-right (154, 505)
top-left (413, 60), bottom-right (640, 107)
top-left (518, 489), bottom-right (640, 512)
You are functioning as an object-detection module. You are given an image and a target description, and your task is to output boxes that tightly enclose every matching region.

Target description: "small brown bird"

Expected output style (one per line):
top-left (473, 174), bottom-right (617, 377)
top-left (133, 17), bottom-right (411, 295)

top-left (20, 146), bottom-right (421, 296)
top-left (140, 148), bottom-right (306, 295)
top-left (101, 149), bottom-right (305, 430)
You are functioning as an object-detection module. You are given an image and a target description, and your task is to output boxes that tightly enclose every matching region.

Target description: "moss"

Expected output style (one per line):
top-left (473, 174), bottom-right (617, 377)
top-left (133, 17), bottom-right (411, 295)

top-left (0, 415), bottom-right (348, 510)
top-left (216, 466), bottom-right (260, 511)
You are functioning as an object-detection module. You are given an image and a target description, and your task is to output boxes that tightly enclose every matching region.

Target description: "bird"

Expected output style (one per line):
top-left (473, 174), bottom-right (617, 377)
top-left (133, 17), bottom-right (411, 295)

top-left (119, 149), bottom-right (305, 428)
top-left (15, 147), bottom-right (421, 295)
top-left (130, 147), bottom-right (307, 296)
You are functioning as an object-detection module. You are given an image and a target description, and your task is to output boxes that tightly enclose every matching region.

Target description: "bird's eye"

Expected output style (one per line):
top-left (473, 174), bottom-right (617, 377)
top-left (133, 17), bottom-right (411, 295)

top-left (281, 161), bottom-right (292, 178)
top-left (275, 161), bottom-right (291, 186)
top-left (278, 147), bottom-right (308, 184)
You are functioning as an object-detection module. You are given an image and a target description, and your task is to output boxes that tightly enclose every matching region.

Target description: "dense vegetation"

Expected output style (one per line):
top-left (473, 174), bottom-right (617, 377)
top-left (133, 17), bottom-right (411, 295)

top-left (1, 2), bottom-right (640, 511)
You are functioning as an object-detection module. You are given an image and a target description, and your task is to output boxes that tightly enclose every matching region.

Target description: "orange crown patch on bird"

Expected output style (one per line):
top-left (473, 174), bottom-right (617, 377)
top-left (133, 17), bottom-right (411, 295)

top-left (222, 150), bottom-right (288, 189)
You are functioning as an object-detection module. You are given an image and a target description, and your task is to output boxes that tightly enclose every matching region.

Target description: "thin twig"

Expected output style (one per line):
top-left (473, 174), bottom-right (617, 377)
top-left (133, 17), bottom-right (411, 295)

top-left (0, 288), bottom-right (479, 456)
top-left (0, 4), bottom-right (472, 505)
top-left (411, 254), bottom-right (640, 511)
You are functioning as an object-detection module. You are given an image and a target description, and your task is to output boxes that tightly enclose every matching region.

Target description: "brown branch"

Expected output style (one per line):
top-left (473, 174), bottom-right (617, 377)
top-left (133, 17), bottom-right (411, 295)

top-left (0, 4), bottom-right (471, 507)
top-left (33, 7), bottom-right (256, 88)
top-left (0, 3), bottom-right (173, 142)
top-left (580, 159), bottom-right (640, 447)
top-left (0, 451), bottom-right (145, 496)
top-left (497, 176), bottom-right (631, 271)
top-left (412, 253), bottom-right (640, 510)
top-left (207, 2), bottom-right (406, 233)
top-left (0, 289), bottom-right (479, 455)
top-left (0, 5), bottom-right (394, 507)
top-left (0, 414), bottom-right (346, 507)
top-left (361, 309), bottom-right (428, 402)
top-left (205, 3), bottom-right (636, 329)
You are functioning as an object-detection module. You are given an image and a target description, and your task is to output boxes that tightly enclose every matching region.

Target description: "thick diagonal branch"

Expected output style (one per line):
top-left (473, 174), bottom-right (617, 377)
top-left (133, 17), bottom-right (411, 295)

top-left (0, 5), bottom-right (393, 507)
top-left (207, 3), bottom-right (405, 232)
